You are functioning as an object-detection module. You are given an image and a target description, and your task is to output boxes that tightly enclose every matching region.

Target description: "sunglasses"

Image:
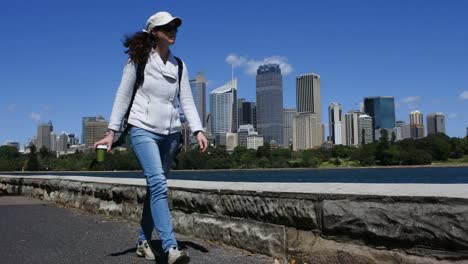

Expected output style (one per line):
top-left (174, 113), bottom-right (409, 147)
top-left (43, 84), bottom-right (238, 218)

top-left (155, 23), bottom-right (179, 33)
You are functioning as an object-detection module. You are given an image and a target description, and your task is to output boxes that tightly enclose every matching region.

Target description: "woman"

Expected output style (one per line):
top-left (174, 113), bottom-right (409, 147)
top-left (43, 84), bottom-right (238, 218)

top-left (95, 11), bottom-right (207, 264)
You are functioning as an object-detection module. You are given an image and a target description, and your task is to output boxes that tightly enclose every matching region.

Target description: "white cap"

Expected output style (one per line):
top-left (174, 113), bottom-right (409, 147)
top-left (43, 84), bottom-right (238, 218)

top-left (146, 11), bottom-right (182, 32)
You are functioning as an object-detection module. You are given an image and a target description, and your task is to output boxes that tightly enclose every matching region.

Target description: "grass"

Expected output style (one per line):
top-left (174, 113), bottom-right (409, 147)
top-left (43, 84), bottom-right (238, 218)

top-left (432, 155), bottom-right (468, 166)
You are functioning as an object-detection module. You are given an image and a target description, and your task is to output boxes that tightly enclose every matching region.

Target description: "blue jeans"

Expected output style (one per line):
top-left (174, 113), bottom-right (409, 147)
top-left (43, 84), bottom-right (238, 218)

top-left (130, 126), bottom-right (180, 252)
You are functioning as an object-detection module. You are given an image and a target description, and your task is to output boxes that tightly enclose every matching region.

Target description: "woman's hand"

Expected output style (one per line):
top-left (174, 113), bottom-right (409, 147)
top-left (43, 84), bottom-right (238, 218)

top-left (93, 130), bottom-right (115, 152)
top-left (196, 131), bottom-right (208, 152)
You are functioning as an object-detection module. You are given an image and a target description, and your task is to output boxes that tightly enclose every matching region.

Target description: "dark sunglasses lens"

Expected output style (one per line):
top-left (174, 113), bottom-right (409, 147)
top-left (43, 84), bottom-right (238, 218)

top-left (161, 24), bottom-right (177, 32)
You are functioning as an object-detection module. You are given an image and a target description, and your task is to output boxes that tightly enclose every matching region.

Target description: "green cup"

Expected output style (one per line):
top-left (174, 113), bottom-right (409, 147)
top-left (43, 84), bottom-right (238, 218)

top-left (96, 145), bottom-right (108, 162)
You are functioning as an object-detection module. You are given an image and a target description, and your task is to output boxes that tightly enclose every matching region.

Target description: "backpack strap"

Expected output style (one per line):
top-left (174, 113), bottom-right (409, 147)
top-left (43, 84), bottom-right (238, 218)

top-left (174, 56), bottom-right (183, 99)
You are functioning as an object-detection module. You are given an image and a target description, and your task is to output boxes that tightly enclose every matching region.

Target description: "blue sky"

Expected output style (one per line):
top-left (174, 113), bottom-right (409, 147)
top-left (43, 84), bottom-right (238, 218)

top-left (1, 0), bottom-right (467, 146)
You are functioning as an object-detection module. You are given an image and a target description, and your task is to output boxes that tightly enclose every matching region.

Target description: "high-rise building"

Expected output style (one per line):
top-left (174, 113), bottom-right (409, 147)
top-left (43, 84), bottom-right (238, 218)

top-left (37, 121), bottom-right (53, 150)
top-left (363, 96), bottom-right (396, 138)
top-left (358, 114), bottom-right (373, 145)
top-left (82, 117), bottom-right (97, 144)
top-left (328, 102), bottom-right (345, 145)
top-left (409, 110), bottom-right (425, 139)
top-left (210, 79), bottom-right (237, 135)
top-left (237, 98), bottom-right (246, 128)
top-left (427, 113), bottom-right (446, 135)
top-left (410, 110), bottom-right (423, 125)
top-left (67, 133), bottom-right (78, 146)
top-left (57, 132), bottom-right (69, 153)
top-left (293, 73), bottom-right (323, 149)
top-left (84, 116), bottom-right (108, 147)
top-left (395, 121), bottom-right (411, 140)
top-left (190, 72), bottom-right (207, 128)
top-left (283, 108), bottom-right (296, 147)
top-left (240, 101), bottom-right (256, 128)
top-left (256, 64), bottom-right (283, 145)
top-left (345, 110), bottom-right (360, 146)
top-left (293, 112), bottom-right (322, 150)
top-left (50, 132), bottom-right (57, 152)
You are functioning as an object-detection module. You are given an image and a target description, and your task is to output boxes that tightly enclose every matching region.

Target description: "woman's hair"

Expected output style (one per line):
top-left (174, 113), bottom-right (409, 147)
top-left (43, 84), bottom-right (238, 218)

top-left (123, 31), bottom-right (156, 64)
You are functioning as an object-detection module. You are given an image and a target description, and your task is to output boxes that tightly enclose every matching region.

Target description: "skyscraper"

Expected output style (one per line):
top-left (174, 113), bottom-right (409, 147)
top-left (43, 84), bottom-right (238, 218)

top-left (84, 116), bottom-right (108, 147)
top-left (363, 96), bottom-right (396, 138)
top-left (358, 114), bottom-right (373, 145)
top-left (210, 79), bottom-right (237, 135)
top-left (328, 102), bottom-right (345, 145)
top-left (37, 121), bottom-right (53, 150)
top-left (293, 112), bottom-right (322, 150)
top-left (82, 117), bottom-right (97, 144)
top-left (237, 98), bottom-right (246, 127)
top-left (293, 73), bottom-right (323, 149)
top-left (283, 108), bottom-right (296, 147)
top-left (241, 101), bottom-right (256, 128)
top-left (256, 64), bottom-right (283, 145)
top-left (189, 72), bottom-right (207, 128)
top-left (345, 110), bottom-right (360, 146)
top-left (409, 110), bottom-right (425, 139)
top-left (395, 121), bottom-right (411, 140)
top-left (427, 113), bottom-right (446, 135)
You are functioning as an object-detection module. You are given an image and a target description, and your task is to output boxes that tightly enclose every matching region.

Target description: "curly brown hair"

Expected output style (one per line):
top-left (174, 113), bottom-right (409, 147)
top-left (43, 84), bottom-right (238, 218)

top-left (123, 32), bottom-right (156, 64)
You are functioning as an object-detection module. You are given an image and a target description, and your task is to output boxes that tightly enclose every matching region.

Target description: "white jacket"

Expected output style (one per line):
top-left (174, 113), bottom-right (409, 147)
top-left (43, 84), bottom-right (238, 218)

top-left (108, 51), bottom-right (203, 135)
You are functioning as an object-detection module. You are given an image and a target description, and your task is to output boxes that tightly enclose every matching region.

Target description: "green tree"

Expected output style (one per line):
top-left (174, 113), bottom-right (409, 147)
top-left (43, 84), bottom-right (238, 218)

top-left (24, 145), bottom-right (40, 171)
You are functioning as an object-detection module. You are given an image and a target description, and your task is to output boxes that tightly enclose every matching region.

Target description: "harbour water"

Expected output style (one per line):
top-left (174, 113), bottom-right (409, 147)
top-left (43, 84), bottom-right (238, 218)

top-left (5, 166), bottom-right (468, 184)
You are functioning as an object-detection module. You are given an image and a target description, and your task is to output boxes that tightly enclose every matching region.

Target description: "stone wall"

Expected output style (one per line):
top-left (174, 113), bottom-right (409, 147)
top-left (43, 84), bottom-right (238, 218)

top-left (1, 176), bottom-right (467, 264)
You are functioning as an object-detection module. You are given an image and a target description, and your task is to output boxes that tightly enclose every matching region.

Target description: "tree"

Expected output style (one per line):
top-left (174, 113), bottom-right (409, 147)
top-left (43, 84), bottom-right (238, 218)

top-left (24, 145), bottom-right (40, 171)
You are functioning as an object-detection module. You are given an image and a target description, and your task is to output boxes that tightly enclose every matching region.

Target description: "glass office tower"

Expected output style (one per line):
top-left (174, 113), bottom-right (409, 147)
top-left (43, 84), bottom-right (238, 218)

top-left (363, 96), bottom-right (396, 137)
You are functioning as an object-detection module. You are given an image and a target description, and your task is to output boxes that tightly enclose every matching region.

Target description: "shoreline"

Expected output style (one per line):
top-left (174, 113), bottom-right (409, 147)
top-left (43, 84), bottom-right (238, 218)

top-left (1, 162), bottom-right (468, 174)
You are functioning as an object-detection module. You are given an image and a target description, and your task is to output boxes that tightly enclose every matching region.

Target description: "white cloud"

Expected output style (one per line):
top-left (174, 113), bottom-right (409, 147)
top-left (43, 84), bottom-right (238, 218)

top-left (225, 54), bottom-right (247, 68)
top-left (448, 113), bottom-right (458, 119)
top-left (459, 90), bottom-right (468, 100)
top-left (7, 104), bottom-right (16, 111)
top-left (29, 112), bottom-right (41, 121)
top-left (400, 96), bottom-right (421, 104)
top-left (400, 96), bottom-right (421, 110)
top-left (225, 54), bottom-right (294, 76)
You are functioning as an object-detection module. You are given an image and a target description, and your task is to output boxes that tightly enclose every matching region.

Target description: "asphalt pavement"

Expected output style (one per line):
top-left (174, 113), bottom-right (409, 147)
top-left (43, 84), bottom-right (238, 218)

top-left (0, 195), bottom-right (273, 264)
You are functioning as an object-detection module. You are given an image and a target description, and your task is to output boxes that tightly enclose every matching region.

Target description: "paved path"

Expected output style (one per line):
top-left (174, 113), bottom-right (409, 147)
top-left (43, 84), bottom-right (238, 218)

top-left (0, 195), bottom-right (273, 264)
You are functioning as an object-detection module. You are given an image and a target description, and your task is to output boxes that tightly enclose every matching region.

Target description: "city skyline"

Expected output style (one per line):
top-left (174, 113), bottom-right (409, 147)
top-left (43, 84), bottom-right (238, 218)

top-left (1, 1), bottom-right (467, 145)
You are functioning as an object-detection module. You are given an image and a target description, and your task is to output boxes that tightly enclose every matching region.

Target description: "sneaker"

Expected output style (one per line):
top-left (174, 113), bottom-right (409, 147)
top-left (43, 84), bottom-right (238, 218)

top-left (167, 246), bottom-right (190, 264)
top-left (136, 240), bottom-right (156, 260)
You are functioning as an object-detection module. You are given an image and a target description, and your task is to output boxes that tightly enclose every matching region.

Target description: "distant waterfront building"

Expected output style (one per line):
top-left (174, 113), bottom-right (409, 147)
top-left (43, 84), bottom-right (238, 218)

top-left (215, 132), bottom-right (238, 151)
top-left (240, 101), bottom-right (257, 128)
top-left (82, 117), bottom-right (97, 144)
top-left (409, 110), bottom-right (425, 139)
top-left (237, 98), bottom-right (246, 127)
top-left (344, 110), bottom-right (360, 146)
top-left (358, 114), bottom-right (373, 145)
top-left (189, 72), bottom-right (207, 128)
top-left (57, 132), bottom-right (69, 153)
top-left (294, 73), bottom-right (323, 149)
top-left (293, 112), bottom-right (322, 150)
top-left (84, 116), bottom-right (108, 147)
top-left (210, 79), bottom-right (237, 135)
top-left (237, 124), bottom-right (256, 147)
top-left (247, 133), bottom-right (264, 150)
top-left (256, 64), bottom-right (283, 145)
top-left (363, 96), bottom-right (396, 138)
top-left (67, 133), bottom-right (78, 146)
top-left (37, 121), bottom-right (53, 150)
top-left (283, 108), bottom-right (296, 147)
top-left (427, 113), bottom-right (446, 135)
top-left (328, 102), bottom-right (345, 145)
top-left (4, 141), bottom-right (20, 150)
top-left (410, 110), bottom-right (423, 125)
top-left (50, 132), bottom-right (57, 152)
top-left (395, 121), bottom-right (411, 140)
